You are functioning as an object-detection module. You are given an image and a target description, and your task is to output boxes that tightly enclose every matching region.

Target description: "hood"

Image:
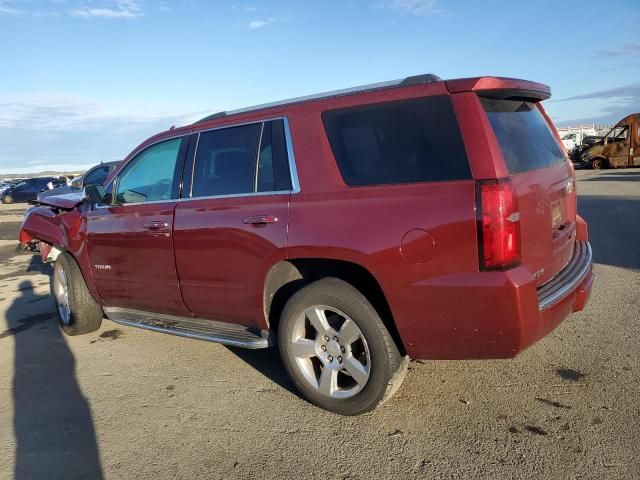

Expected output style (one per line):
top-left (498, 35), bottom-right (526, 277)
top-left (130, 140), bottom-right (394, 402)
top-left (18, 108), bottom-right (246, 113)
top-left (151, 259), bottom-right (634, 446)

top-left (36, 191), bottom-right (84, 210)
top-left (583, 142), bottom-right (604, 157)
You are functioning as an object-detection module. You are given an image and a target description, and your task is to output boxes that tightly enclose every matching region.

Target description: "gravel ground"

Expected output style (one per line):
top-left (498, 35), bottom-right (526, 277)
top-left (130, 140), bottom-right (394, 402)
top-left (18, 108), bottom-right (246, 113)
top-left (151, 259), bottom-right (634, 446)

top-left (0, 168), bottom-right (638, 480)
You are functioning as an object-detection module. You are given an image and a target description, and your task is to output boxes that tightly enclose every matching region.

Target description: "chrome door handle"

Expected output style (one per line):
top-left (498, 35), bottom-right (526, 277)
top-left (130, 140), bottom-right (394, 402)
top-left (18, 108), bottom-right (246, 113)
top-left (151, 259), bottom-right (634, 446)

top-left (243, 215), bottom-right (278, 225)
top-left (143, 220), bottom-right (169, 231)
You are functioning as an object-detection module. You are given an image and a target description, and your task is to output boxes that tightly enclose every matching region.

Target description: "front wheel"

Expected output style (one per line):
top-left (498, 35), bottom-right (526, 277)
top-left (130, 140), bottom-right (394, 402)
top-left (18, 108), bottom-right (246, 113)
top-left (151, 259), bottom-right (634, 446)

top-left (52, 252), bottom-right (103, 335)
top-left (278, 277), bottom-right (407, 415)
top-left (1, 194), bottom-right (14, 204)
top-left (591, 158), bottom-right (606, 170)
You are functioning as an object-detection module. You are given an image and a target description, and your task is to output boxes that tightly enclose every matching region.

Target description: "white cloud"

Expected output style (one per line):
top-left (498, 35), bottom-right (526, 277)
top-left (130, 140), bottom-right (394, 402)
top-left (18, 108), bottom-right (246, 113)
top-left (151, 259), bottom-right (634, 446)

top-left (378, 0), bottom-right (441, 16)
top-left (248, 18), bottom-right (273, 29)
top-left (247, 16), bottom-right (289, 29)
top-left (70, 0), bottom-right (143, 19)
top-left (0, 93), bottom-right (206, 131)
top-left (596, 42), bottom-right (640, 59)
top-left (0, 0), bottom-right (22, 15)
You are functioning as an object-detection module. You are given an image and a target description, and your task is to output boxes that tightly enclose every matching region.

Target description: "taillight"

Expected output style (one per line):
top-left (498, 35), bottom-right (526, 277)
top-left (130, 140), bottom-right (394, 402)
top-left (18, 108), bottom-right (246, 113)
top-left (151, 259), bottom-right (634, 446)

top-left (476, 179), bottom-right (521, 271)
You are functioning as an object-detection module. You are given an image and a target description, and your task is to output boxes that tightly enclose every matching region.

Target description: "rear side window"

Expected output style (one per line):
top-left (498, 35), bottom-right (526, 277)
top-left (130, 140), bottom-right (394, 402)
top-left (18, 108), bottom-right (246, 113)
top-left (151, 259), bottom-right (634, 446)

top-left (191, 120), bottom-right (292, 198)
top-left (481, 98), bottom-right (566, 174)
top-left (322, 96), bottom-right (471, 186)
top-left (257, 119), bottom-right (293, 192)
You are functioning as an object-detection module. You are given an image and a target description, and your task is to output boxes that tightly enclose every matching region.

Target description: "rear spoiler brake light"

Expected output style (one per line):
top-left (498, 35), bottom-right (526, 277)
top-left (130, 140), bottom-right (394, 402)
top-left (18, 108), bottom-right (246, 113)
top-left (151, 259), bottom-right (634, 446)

top-left (446, 77), bottom-right (551, 101)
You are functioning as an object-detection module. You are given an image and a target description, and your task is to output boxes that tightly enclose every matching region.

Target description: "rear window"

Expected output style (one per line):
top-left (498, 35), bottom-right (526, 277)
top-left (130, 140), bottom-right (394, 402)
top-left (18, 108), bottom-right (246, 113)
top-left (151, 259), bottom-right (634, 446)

top-left (322, 96), bottom-right (471, 186)
top-left (481, 98), bottom-right (566, 174)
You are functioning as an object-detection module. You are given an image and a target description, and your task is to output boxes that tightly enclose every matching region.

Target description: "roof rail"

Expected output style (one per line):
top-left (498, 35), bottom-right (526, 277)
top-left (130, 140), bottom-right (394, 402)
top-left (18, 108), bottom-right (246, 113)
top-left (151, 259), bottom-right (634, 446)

top-left (195, 73), bottom-right (441, 124)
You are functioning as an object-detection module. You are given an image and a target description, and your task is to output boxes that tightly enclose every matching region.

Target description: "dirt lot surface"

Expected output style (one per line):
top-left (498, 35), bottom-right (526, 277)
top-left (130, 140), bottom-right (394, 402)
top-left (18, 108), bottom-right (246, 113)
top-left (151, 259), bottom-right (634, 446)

top-left (0, 168), bottom-right (639, 480)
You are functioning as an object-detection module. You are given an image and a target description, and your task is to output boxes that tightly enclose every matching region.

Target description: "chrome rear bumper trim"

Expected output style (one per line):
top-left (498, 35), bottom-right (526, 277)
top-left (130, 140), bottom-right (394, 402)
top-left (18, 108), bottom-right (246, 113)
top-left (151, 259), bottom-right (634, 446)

top-left (537, 241), bottom-right (592, 311)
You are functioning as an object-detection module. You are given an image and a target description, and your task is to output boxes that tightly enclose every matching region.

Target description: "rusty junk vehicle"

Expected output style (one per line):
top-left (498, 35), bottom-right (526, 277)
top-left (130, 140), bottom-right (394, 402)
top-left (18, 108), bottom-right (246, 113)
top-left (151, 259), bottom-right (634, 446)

top-left (581, 113), bottom-right (640, 169)
top-left (19, 74), bottom-right (594, 415)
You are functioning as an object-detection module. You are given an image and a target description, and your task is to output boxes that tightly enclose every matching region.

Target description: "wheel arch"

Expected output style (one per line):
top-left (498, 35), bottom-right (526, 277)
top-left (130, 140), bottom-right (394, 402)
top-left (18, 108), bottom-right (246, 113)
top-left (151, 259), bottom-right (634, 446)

top-left (263, 258), bottom-right (406, 355)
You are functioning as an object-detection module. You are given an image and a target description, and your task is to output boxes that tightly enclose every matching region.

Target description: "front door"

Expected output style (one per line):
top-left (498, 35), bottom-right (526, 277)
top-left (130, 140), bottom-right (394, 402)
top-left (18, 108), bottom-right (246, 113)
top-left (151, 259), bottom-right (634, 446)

top-left (86, 136), bottom-right (191, 316)
top-left (12, 180), bottom-right (38, 202)
top-left (174, 119), bottom-right (294, 328)
top-left (604, 124), bottom-right (631, 167)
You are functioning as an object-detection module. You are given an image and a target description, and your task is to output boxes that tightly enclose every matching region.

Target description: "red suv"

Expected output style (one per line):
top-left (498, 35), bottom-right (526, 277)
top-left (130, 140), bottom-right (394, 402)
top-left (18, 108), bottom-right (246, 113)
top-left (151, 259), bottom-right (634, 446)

top-left (20, 74), bottom-right (594, 415)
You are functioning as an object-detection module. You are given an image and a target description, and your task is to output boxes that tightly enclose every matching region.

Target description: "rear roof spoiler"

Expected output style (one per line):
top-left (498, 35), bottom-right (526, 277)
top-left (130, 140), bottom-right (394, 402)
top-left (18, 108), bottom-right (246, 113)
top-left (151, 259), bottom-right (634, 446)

top-left (446, 77), bottom-right (551, 101)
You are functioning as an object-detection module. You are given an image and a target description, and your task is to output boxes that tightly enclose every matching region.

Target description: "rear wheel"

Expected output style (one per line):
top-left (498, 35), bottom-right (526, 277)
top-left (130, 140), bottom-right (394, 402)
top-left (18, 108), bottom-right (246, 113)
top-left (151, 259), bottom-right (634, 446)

top-left (1, 194), bottom-right (14, 204)
top-left (53, 252), bottom-right (103, 335)
top-left (591, 157), bottom-right (606, 170)
top-left (278, 277), bottom-right (407, 415)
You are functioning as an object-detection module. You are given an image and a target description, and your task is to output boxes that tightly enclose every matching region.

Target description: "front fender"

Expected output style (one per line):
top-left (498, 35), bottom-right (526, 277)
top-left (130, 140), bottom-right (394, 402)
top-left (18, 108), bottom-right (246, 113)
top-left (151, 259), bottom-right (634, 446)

top-left (20, 207), bottom-right (70, 247)
top-left (20, 206), bottom-right (104, 306)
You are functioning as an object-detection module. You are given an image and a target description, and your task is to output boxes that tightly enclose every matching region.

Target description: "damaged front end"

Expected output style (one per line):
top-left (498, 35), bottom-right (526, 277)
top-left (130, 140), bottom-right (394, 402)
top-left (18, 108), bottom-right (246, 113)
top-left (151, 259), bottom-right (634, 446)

top-left (19, 192), bottom-right (86, 263)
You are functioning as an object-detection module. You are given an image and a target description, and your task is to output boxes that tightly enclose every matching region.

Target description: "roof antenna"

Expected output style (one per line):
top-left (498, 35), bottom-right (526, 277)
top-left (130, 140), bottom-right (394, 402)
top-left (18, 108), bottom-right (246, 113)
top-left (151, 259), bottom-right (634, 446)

top-left (169, 125), bottom-right (175, 130)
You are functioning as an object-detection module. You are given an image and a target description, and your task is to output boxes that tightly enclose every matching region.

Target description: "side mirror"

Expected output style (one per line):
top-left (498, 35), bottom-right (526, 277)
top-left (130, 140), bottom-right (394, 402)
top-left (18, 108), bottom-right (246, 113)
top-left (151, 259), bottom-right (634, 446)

top-left (84, 184), bottom-right (105, 204)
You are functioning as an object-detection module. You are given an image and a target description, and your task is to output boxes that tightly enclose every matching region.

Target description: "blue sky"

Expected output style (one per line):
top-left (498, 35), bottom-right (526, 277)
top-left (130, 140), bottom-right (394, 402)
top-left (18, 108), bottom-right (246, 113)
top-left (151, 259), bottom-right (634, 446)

top-left (1, 0), bottom-right (639, 173)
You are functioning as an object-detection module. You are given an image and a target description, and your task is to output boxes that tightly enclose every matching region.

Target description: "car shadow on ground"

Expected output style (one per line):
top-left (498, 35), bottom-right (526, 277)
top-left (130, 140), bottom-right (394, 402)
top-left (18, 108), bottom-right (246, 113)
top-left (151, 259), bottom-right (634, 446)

top-left (25, 254), bottom-right (50, 274)
top-left (225, 345), bottom-right (302, 399)
top-left (583, 174), bottom-right (640, 182)
top-left (578, 195), bottom-right (640, 271)
top-left (2, 280), bottom-right (103, 480)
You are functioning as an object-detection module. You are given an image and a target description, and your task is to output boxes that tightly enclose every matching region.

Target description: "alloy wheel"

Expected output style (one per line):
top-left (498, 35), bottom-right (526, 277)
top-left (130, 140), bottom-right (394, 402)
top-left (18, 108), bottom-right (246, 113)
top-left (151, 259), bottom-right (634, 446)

top-left (290, 305), bottom-right (371, 399)
top-left (54, 264), bottom-right (71, 325)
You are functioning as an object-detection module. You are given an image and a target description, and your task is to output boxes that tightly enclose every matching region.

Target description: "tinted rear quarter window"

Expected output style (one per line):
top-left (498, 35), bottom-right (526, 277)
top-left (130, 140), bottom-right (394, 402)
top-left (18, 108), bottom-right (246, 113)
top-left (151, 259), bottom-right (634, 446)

top-left (322, 96), bottom-right (471, 186)
top-left (481, 98), bottom-right (566, 174)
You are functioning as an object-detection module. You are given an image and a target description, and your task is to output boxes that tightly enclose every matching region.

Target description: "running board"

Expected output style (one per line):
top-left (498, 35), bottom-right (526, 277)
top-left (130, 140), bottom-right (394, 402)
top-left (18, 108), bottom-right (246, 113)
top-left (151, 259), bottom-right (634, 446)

top-left (103, 307), bottom-right (271, 349)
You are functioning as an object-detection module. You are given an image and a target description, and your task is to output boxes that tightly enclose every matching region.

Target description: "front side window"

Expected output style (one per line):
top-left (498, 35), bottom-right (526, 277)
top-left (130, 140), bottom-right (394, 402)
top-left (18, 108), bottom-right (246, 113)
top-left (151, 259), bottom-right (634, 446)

top-left (322, 96), bottom-right (471, 186)
top-left (608, 126), bottom-right (628, 142)
top-left (115, 138), bottom-right (182, 204)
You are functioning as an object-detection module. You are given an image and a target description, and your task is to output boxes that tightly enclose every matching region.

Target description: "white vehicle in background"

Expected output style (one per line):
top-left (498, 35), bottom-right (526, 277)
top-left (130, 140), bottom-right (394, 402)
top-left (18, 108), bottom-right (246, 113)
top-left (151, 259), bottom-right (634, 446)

top-left (561, 132), bottom-right (585, 151)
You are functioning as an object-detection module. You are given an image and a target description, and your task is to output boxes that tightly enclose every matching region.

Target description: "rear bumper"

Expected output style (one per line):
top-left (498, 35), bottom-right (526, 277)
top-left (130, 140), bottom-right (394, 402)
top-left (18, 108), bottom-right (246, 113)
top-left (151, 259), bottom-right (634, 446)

top-left (391, 241), bottom-right (594, 360)
top-left (538, 241), bottom-right (592, 311)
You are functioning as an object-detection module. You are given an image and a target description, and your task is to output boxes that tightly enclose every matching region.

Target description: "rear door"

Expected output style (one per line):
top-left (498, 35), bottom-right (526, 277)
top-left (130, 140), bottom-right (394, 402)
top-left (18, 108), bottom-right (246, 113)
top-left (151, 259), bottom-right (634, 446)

top-left (173, 119), bottom-right (293, 328)
top-left (86, 136), bottom-right (191, 315)
top-left (480, 97), bottom-right (576, 285)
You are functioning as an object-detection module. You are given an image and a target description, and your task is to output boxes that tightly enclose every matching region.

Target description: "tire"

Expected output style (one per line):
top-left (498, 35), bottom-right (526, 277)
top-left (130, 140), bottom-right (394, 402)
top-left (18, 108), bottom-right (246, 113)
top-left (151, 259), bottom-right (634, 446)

top-left (278, 277), bottom-right (408, 415)
top-left (52, 252), bottom-right (103, 335)
top-left (2, 194), bottom-right (14, 204)
top-left (591, 158), bottom-right (606, 170)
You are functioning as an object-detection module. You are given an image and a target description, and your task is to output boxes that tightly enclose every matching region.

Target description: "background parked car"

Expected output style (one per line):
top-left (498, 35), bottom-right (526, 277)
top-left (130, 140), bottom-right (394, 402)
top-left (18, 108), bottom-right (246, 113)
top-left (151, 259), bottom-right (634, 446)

top-left (580, 113), bottom-right (640, 169)
top-left (1, 177), bottom-right (66, 204)
top-left (569, 135), bottom-right (604, 165)
top-left (0, 179), bottom-right (25, 197)
top-left (37, 162), bottom-right (120, 201)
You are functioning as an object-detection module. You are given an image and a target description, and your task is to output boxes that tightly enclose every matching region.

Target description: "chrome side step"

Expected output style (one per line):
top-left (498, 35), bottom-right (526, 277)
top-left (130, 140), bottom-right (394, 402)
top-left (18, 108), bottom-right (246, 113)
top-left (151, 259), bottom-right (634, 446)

top-left (103, 307), bottom-right (271, 349)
